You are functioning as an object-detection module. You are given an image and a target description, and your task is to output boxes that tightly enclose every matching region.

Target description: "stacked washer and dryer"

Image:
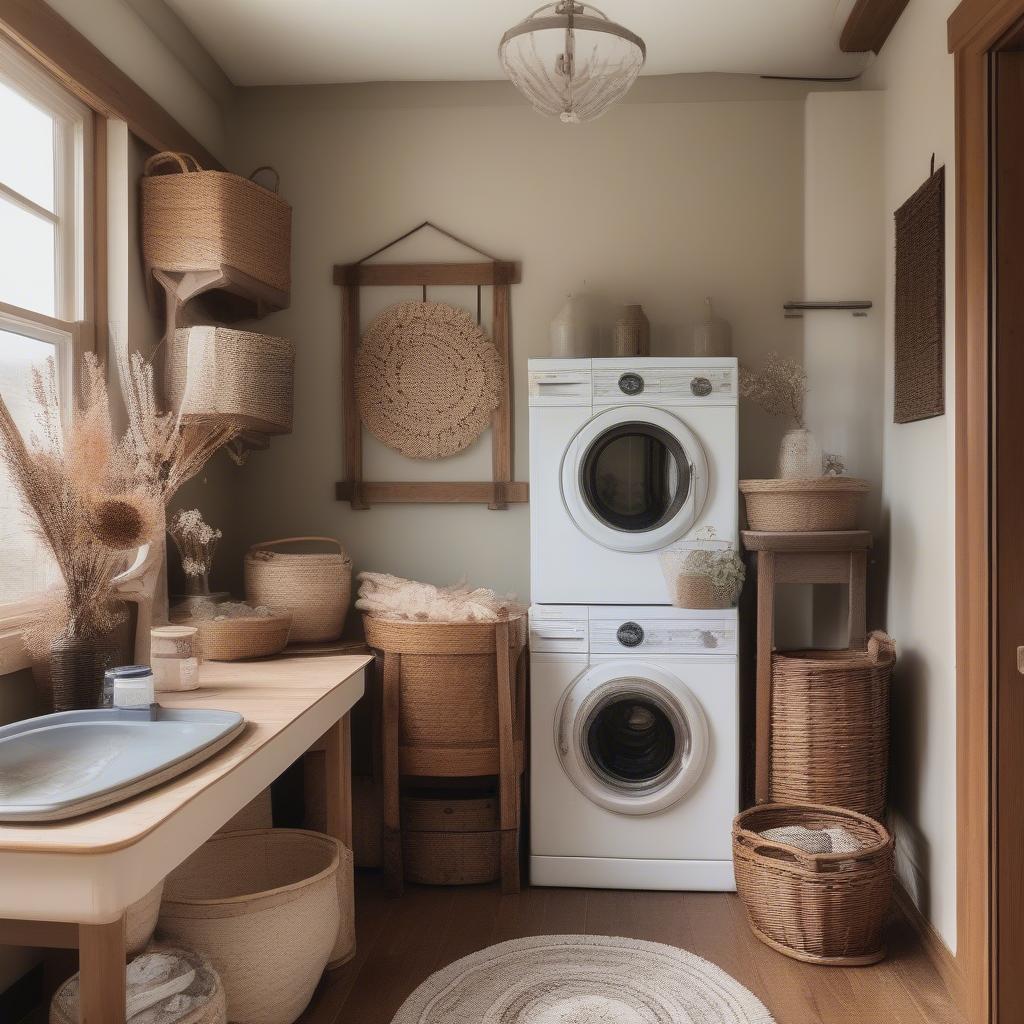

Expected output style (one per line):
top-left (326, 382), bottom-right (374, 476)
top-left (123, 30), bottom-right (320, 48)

top-left (527, 357), bottom-right (740, 891)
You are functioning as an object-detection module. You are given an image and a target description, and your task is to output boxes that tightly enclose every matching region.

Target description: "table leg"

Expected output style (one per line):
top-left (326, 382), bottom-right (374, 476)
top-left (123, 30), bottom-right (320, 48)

top-left (78, 916), bottom-right (126, 1024)
top-left (324, 713), bottom-right (353, 849)
top-left (754, 551), bottom-right (776, 804)
top-left (848, 549), bottom-right (868, 650)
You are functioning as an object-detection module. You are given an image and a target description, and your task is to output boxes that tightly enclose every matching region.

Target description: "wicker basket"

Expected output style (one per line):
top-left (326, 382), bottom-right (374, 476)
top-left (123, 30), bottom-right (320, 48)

top-left (126, 881), bottom-right (165, 957)
top-left (362, 615), bottom-right (527, 777)
top-left (740, 477), bottom-right (869, 532)
top-left (141, 153), bottom-right (291, 295)
top-left (157, 829), bottom-right (343, 1024)
top-left (733, 803), bottom-right (894, 966)
top-left (192, 614), bottom-right (292, 662)
top-left (771, 633), bottom-right (895, 820)
top-left (167, 327), bottom-right (294, 434)
top-left (245, 538), bottom-right (352, 643)
top-left (401, 791), bottom-right (501, 885)
top-left (51, 948), bottom-right (226, 1024)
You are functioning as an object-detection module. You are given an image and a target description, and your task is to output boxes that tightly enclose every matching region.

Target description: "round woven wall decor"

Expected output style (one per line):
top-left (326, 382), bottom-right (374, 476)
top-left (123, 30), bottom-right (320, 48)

top-left (356, 301), bottom-right (503, 460)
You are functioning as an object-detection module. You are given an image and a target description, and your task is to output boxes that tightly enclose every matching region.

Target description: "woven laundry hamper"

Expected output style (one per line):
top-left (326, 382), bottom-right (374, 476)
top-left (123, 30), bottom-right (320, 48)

top-left (733, 803), bottom-right (894, 966)
top-left (157, 829), bottom-right (346, 1024)
top-left (245, 538), bottom-right (352, 643)
top-left (51, 948), bottom-right (226, 1024)
top-left (740, 477), bottom-right (869, 532)
top-left (770, 632), bottom-right (895, 820)
top-left (141, 153), bottom-right (291, 295)
top-left (166, 327), bottom-right (294, 434)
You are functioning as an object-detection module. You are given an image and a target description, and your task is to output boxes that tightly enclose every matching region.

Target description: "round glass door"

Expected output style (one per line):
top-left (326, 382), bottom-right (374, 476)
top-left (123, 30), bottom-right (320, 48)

top-left (580, 422), bottom-right (691, 533)
top-left (556, 664), bottom-right (709, 815)
top-left (561, 407), bottom-right (709, 554)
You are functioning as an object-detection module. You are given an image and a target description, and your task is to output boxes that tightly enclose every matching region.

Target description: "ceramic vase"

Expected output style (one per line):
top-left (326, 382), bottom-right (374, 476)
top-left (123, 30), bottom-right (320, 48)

top-left (777, 427), bottom-right (823, 479)
top-left (614, 304), bottom-right (651, 357)
top-left (549, 294), bottom-right (597, 357)
top-left (690, 297), bottom-right (732, 357)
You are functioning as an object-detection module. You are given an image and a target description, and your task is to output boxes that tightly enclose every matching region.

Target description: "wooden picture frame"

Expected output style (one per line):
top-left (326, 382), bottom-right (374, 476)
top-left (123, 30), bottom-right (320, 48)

top-left (333, 222), bottom-right (528, 510)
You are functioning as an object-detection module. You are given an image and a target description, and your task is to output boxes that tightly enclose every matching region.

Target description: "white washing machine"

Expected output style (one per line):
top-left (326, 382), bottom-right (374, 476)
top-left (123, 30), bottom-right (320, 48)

top-left (529, 357), bottom-right (738, 605)
top-left (529, 604), bottom-right (738, 891)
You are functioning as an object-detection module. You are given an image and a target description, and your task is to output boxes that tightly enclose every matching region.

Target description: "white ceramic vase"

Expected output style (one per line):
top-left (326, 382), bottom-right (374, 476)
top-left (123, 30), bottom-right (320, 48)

top-left (777, 427), bottom-right (822, 479)
top-left (549, 294), bottom-right (596, 357)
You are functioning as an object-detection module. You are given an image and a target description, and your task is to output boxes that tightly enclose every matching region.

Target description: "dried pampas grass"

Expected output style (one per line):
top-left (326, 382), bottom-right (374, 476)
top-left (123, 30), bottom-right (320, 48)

top-left (739, 353), bottom-right (808, 427)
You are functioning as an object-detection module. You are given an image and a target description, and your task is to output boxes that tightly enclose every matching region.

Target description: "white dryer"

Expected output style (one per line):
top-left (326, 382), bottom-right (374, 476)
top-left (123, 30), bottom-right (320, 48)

top-left (529, 604), bottom-right (738, 891)
top-left (528, 357), bottom-right (738, 605)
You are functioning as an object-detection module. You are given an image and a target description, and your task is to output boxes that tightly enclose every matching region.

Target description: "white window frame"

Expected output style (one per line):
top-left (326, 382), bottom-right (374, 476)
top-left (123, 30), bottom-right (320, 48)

top-left (0, 38), bottom-right (93, 670)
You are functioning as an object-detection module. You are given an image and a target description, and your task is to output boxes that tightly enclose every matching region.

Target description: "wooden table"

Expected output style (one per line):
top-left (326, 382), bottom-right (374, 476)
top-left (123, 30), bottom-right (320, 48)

top-left (0, 653), bottom-right (369, 1023)
top-left (741, 530), bottom-right (872, 804)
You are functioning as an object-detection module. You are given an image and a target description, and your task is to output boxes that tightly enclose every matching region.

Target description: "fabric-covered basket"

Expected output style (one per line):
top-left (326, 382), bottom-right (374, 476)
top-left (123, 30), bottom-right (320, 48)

top-left (141, 152), bottom-right (291, 295)
top-left (733, 803), bottom-right (894, 966)
top-left (157, 829), bottom-right (346, 1024)
top-left (245, 538), bottom-right (352, 643)
top-left (167, 327), bottom-right (294, 435)
top-left (770, 632), bottom-right (896, 820)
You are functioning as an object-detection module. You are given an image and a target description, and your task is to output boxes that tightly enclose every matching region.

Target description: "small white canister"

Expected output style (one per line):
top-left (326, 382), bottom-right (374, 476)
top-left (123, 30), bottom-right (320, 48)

top-left (151, 625), bottom-right (201, 692)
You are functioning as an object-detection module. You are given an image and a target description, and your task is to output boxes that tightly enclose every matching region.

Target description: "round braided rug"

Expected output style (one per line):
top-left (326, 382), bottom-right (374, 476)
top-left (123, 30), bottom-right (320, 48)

top-left (391, 934), bottom-right (775, 1024)
top-left (356, 300), bottom-right (503, 460)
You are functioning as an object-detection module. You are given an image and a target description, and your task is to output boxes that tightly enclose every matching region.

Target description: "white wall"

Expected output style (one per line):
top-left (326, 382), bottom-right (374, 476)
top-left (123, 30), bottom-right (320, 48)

top-left (226, 78), bottom-right (810, 600)
top-left (802, 91), bottom-right (885, 646)
top-left (861, 0), bottom-right (959, 950)
top-left (45, 0), bottom-right (232, 162)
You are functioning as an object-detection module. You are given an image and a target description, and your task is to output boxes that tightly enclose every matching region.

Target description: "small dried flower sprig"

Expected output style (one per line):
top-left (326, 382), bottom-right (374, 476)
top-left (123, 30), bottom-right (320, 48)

top-left (169, 509), bottom-right (222, 579)
top-left (739, 353), bottom-right (808, 428)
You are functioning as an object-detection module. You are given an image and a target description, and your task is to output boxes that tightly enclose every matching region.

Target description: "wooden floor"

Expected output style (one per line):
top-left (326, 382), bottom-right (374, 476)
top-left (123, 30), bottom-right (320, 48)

top-left (298, 871), bottom-right (965, 1024)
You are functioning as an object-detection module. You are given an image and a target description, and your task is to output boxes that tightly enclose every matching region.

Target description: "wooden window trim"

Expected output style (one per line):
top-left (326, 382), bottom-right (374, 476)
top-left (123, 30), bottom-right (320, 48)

top-left (0, 0), bottom-right (221, 170)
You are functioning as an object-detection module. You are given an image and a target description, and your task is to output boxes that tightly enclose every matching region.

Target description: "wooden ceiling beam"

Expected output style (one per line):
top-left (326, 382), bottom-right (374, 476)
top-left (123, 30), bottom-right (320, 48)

top-left (840, 0), bottom-right (911, 54)
top-left (0, 0), bottom-right (222, 169)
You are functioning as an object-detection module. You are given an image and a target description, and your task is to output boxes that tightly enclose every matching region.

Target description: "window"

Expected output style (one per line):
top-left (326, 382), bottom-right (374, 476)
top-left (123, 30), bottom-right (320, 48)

top-left (0, 40), bottom-right (91, 605)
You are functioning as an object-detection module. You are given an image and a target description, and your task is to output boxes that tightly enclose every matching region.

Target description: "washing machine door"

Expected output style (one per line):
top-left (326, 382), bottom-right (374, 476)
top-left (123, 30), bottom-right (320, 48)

top-left (555, 662), bottom-right (709, 815)
top-left (560, 406), bottom-right (709, 553)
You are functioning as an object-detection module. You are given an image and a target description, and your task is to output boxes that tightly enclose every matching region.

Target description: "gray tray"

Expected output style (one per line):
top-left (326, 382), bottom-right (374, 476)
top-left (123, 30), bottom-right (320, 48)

top-left (0, 706), bottom-right (245, 822)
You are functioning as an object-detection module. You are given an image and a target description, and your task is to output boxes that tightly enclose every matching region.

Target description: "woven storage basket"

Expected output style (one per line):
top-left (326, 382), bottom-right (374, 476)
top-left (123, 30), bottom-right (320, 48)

top-left (157, 829), bottom-right (342, 1024)
top-left (167, 327), bottom-right (294, 434)
top-left (362, 615), bottom-right (528, 777)
top-left (141, 153), bottom-right (291, 295)
top-left (771, 633), bottom-right (895, 820)
top-left (401, 792), bottom-right (501, 885)
top-left (190, 614), bottom-right (292, 662)
top-left (245, 538), bottom-right (352, 643)
top-left (740, 477), bottom-right (869, 532)
top-left (126, 880), bottom-right (165, 957)
top-left (51, 948), bottom-right (226, 1024)
top-left (733, 803), bottom-right (894, 966)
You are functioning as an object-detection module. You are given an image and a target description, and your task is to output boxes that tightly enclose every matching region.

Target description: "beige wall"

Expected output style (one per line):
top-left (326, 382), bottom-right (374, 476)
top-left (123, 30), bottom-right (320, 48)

top-left (862, 0), bottom-right (959, 951)
top-left (227, 77), bottom-right (811, 601)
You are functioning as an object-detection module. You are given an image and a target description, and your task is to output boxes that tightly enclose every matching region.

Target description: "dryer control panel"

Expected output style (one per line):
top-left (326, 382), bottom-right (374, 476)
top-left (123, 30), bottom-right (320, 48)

top-left (530, 605), bottom-right (738, 656)
top-left (592, 360), bottom-right (736, 407)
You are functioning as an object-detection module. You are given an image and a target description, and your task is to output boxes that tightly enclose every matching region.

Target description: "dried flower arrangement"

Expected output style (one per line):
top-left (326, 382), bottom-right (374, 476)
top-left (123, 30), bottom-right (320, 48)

top-left (738, 353), bottom-right (808, 428)
top-left (0, 350), bottom-right (243, 708)
top-left (169, 509), bottom-right (222, 595)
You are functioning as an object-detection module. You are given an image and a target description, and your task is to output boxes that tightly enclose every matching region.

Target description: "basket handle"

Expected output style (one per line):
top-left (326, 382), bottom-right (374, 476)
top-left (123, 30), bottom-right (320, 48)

top-left (867, 631), bottom-right (897, 665)
top-left (143, 151), bottom-right (203, 176)
top-left (248, 165), bottom-right (281, 192)
top-left (249, 537), bottom-right (346, 555)
top-left (732, 826), bottom-right (826, 870)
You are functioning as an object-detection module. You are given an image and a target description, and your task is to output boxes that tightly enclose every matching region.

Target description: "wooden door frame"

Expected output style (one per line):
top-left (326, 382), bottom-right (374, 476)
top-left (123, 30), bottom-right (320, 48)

top-left (949, 2), bottom-right (1024, 1022)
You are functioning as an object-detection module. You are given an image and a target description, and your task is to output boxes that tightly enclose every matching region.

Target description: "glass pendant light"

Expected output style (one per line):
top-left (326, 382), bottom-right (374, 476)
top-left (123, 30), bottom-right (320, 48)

top-left (499, 2), bottom-right (647, 124)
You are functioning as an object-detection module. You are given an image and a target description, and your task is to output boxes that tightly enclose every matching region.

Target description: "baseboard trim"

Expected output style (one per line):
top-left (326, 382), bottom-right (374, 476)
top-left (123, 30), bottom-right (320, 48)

top-left (893, 881), bottom-right (963, 1009)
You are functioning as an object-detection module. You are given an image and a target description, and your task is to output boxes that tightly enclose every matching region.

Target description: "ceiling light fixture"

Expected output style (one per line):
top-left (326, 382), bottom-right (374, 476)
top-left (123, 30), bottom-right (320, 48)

top-left (499, 2), bottom-right (647, 124)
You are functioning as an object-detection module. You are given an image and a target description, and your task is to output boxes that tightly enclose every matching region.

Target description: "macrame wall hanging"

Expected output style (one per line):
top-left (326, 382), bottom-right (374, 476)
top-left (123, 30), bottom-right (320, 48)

top-left (334, 221), bottom-right (526, 509)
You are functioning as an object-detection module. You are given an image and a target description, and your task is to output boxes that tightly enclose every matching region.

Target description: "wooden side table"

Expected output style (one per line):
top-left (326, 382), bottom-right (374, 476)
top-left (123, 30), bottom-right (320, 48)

top-left (741, 530), bottom-right (873, 804)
